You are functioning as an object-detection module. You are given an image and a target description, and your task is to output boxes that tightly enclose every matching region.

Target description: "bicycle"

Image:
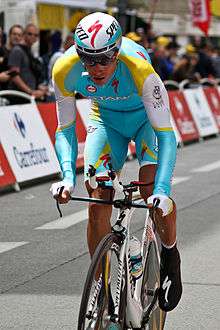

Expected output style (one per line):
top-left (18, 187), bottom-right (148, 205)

top-left (56, 165), bottom-right (166, 329)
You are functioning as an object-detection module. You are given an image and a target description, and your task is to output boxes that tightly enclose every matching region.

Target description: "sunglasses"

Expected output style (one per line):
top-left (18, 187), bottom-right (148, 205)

top-left (27, 32), bottom-right (39, 37)
top-left (77, 49), bottom-right (116, 67)
top-left (80, 54), bottom-right (115, 66)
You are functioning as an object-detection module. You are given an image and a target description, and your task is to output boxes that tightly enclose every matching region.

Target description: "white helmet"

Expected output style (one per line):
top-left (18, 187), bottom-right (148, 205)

top-left (75, 12), bottom-right (122, 65)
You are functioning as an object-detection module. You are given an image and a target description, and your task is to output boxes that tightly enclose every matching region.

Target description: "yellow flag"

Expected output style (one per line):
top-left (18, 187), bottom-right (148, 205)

top-left (211, 0), bottom-right (220, 16)
top-left (37, 4), bottom-right (64, 30)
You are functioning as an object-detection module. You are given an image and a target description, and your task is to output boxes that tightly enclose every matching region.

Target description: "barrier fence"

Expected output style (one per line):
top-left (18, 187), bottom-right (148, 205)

top-left (0, 84), bottom-right (220, 191)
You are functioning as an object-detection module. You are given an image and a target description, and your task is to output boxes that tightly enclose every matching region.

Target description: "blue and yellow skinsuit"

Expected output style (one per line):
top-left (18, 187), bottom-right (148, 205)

top-left (52, 37), bottom-right (177, 196)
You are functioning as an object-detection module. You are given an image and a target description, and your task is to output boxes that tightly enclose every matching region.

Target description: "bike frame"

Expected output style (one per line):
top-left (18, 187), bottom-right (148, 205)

top-left (110, 198), bottom-right (160, 328)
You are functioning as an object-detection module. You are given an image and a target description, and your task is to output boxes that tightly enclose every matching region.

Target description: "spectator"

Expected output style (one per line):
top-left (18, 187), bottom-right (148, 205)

top-left (0, 27), bottom-right (11, 89)
top-left (194, 41), bottom-right (216, 78)
top-left (2, 24), bottom-right (24, 71)
top-left (210, 47), bottom-right (220, 78)
top-left (0, 25), bottom-right (24, 90)
top-left (7, 23), bottom-right (47, 103)
top-left (172, 53), bottom-right (200, 83)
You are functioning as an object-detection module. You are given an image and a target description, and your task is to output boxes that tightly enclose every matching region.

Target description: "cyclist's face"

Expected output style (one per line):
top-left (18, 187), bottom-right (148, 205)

top-left (85, 60), bottom-right (117, 86)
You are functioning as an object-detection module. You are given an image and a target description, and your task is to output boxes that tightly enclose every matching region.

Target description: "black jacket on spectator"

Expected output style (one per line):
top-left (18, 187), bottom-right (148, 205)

top-left (195, 50), bottom-right (216, 78)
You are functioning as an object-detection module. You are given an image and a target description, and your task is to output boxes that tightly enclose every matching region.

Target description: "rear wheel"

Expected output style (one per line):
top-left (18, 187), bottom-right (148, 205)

top-left (78, 233), bottom-right (127, 330)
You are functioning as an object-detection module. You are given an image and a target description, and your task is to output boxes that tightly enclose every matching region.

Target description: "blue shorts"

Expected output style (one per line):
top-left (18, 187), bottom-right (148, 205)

top-left (84, 108), bottom-right (158, 181)
top-left (84, 109), bottom-right (158, 180)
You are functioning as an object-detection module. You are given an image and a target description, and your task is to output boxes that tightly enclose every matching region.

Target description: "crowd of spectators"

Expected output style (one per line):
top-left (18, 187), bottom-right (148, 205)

top-left (0, 23), bottom-right (74, 104)
top-left (126, 26), bottom-right (220, 86)
top-left (1, 20), bottom-right (220, 105)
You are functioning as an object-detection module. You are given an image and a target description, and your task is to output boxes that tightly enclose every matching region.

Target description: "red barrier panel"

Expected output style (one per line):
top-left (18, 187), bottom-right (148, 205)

top-left (169, 91), bottom-right (199, 142)
top-left (0, 143), bottom-right (16, 188)
top-left (203, 87), bottom-right (220, 131)
top-left (37, 103), bottom-right (57, 144)
top-left (37, 102), bottom-right (87, 168)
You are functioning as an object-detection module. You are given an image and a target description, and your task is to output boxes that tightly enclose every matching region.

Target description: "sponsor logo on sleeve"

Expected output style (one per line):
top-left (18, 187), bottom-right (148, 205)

top-left (152, 85), bottom-right (165, 110)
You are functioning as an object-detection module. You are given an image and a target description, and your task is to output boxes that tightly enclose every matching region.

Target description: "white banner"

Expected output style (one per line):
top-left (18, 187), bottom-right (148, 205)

top-left (183, 87), bottom-right (218, 137)
top-left (0, 103), bottom-right (60, 182)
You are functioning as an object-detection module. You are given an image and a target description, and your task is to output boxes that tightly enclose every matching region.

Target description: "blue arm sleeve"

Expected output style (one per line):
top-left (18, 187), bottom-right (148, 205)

top-left (55, 123), bottom-right (78, 185)
top-left (153, 130), bottom-right (177, 196)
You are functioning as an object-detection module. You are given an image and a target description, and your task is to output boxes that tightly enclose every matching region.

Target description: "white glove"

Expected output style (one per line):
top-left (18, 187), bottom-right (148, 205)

top-left (50, 181), bottom-right (74, 198)
top-left (147, 194), bottom-right (173, 217)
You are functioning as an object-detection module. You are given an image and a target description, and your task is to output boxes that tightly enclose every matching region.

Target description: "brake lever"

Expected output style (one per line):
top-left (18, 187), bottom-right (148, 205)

top-left (56, 186), bottom-right (64, 218)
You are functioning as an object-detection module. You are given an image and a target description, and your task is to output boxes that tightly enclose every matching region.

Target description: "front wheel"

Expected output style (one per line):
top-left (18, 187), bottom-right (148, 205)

top-left (141, 239), bottom-right (166, 329)
top-left (78, 233), bottom-right (126, 330)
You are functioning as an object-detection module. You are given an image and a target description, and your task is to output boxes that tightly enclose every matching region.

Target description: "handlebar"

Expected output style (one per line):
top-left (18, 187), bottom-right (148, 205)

top-left (70, 195), bottom-right (151, 209)
top-left (55, 163), bottom-right (157, 217)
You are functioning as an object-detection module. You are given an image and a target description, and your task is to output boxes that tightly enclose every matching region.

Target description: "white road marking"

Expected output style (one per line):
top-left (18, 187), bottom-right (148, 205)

top-left (25, 194), bottom-right (35, 200)
top-left (172, 176), bottom-right (190, 185)
top-left (35, 208), bottom-right (88, 230)
top-left (0, 242), bottom-right (28, 254)
top-left (191, 161), bottom-right (220, 173)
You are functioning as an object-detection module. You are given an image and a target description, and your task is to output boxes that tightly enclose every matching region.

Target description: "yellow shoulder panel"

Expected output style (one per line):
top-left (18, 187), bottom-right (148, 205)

top-left (118, 54), bottom-right (156, 96)
top-left (52, 54), bottom-right (79, 97)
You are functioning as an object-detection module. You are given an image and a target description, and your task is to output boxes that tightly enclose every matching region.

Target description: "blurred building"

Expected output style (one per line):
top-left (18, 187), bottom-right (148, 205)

top-left (1, 0), bottom-right (220, 40)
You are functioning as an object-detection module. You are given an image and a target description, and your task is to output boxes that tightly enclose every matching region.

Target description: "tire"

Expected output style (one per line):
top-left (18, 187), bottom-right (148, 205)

top-left (141, 238), bottom-right (166, 330)
top-left (78, 233), bottom-right (126, 330)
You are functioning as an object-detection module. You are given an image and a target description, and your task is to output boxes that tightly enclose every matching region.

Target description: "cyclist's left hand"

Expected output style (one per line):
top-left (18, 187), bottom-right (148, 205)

top-left (147, 194), bottom-right (173, 216)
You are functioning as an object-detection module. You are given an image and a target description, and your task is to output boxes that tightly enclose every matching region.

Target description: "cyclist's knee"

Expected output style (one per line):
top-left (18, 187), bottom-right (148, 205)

top-left (85, 180), bottom-right (114, 200)
top-left (139, 164), bottom-right (156, 201)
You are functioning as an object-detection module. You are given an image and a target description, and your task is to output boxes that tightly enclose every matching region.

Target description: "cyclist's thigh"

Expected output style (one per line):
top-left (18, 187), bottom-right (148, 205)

top-left (84, 120), bottom-right (129, 181)
top-left (135, 119), bottom-right (158, 167)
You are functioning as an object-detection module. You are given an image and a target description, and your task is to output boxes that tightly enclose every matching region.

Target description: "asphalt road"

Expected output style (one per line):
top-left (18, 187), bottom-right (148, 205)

top-left (0, 137), bottom-right (220, 330)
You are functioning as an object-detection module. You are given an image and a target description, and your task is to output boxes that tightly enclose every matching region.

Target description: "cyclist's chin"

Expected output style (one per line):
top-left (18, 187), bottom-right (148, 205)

top-left (91, 76), bottom-right (108, 85)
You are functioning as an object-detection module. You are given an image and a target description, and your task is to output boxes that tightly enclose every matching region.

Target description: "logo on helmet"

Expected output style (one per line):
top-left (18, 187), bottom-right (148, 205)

top-left (88, 20), bottom-right (103, 48)
top-left (75, 24), bottom-right (89, 41)
top-left (106, 21), bottom-right (120, 40)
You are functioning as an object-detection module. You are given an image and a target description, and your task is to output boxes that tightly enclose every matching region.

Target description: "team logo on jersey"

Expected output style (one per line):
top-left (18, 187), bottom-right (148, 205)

top-left (111, 78), bottom-right (119, 93)
top-left (87, 125), bottom-right (97, 133)
top-left (100, 154), bottom-right (111, 168)
top-left (86, 85), bottom-right (97, 93)
top-left (152, 85), bottom-right (165, 110)
top-left (137, 51), bottom-right (147, 60)
top-left (153, 86), bottom-right (162, 100)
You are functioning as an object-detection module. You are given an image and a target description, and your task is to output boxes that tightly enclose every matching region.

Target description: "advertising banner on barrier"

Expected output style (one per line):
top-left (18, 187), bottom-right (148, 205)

top-left (0, 143), bottom-right (16, 188)
top-left (0, 103), bottom-right (61, 183)
top-left (37, 102), bottom-right (57, 144)
top-left (203, 87), bottom-right (220, 131)
top-left (183, 87), bottom-right (218, 137)
top-left (169, 91), bottom-right (199, 142)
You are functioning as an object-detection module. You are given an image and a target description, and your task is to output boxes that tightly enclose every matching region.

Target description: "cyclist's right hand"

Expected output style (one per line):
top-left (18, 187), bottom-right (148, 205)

top-left (50, 181), bottom-right (74, 204)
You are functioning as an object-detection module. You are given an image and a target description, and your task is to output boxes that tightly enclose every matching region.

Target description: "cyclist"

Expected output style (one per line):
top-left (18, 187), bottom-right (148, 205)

top-left (50, 12), bottom-right (182, 312)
